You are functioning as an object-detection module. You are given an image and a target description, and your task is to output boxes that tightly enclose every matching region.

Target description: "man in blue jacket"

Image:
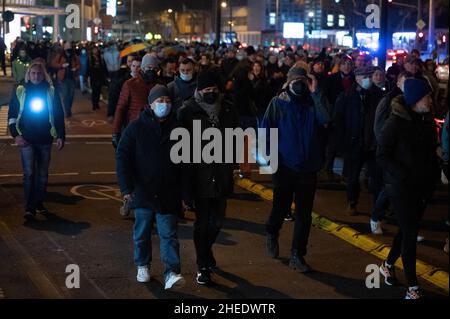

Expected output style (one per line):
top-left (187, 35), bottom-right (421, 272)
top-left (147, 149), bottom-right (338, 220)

top-left (116, 84), bottom-right (185, 290)
top-left (260, 67), bottom-right (329, 272)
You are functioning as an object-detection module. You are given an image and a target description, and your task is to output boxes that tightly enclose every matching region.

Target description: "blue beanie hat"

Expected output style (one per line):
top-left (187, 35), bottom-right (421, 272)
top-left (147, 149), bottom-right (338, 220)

top-left (403, 78), bottom-right (431, 106)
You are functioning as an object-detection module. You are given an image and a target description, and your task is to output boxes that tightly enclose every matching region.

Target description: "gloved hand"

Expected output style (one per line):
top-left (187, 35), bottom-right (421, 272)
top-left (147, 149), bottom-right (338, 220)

top-left (112, 133), bottom-right (121, 149)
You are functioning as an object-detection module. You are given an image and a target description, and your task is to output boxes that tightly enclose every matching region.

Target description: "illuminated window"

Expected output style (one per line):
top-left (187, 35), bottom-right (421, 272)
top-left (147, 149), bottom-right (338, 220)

top-left (327, 14), bottom-right (334, 27)
top-left (338, 15), bottom-right (345, 27)
top-left (270, 13), bottom-right (276, 25)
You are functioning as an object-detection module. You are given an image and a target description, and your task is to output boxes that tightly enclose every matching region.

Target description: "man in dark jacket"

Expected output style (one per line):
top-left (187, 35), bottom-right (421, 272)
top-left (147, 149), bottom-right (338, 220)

top-left (220, 48), bottom-right (239, 82)
top-left (333, 66), bottom-right (384, 216)
top-left (260, 68), bottom-right (329, 273)
top-left (377, 79), bottom-right (439, 299)
top-left (322, 55), bottom-right (355, 180)
top-left (168, 58), bottom-right (197, 111)
top-left (177, 69), bottom-right (239, 286)
top-left (8, 61), bottom-right (65, 219)
top-left (116, 84), bottom-right (185, 290)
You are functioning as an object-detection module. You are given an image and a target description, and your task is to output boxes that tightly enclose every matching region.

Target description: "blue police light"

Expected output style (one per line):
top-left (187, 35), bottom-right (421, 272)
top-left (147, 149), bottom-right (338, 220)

top-left (30, 98), bottom-right (45, 113)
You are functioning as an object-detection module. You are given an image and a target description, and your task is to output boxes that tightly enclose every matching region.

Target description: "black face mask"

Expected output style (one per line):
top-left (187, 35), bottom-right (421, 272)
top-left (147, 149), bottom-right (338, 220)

top-left (203, 91), bottom-right (219, 104)
top-left (142, 69), bottom-right (158, 83)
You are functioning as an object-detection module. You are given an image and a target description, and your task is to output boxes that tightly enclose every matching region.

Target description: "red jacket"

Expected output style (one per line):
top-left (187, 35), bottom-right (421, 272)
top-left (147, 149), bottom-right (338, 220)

top-left (113, 75), bottom-right (155, 134)
top-left (50, 52), bottom-right (80, 82)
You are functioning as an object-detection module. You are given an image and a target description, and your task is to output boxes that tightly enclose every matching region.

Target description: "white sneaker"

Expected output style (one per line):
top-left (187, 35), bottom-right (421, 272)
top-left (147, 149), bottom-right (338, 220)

top-left (164, 272), bottom-right (185, 290)
top-left (137, 266), bottom-right (150, 283)
top-left (370, 220), bottom-right (383, 235)
top-left (417, 235), bottom-right (425, 242)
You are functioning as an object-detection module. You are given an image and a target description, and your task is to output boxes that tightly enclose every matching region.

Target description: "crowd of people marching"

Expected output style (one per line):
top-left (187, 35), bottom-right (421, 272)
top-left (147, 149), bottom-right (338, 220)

top-left (4, 36), bottom-right (449, 299)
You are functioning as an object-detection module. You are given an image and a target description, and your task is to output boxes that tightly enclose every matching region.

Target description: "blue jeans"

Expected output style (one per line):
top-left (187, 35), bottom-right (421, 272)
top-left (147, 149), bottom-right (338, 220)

top-left (20, 144), bottom-right (52, 210)
top-left (57, 79), bottom-right (75, 117)
top-left (133, 208), bottom-right (181, 276)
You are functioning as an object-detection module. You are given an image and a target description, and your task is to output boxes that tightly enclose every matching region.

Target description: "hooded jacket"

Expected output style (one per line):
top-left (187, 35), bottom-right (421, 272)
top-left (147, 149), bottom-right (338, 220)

top-left (376, 95), bottom-right (439, 197)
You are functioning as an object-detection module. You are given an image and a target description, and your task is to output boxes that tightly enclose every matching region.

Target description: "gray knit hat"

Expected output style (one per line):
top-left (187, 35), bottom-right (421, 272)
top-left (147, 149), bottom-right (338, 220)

top-left (141, 53), bottom-right (159, 70)
top-left (148, 84), bottom-right (170, 104)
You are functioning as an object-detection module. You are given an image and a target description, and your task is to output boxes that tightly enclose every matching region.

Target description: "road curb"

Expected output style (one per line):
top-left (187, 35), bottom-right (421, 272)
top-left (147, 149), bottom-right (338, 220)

top-left (235, 177), bottom-right (449, 293)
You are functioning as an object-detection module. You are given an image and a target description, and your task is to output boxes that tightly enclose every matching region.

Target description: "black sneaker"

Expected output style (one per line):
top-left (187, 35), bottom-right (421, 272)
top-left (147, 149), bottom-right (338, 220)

top-left (379, 261), bottom-right (398, 286)
top-left (284, 211), bottom-right (295, 221)
top-left (196, 268), bottom-right (212, 285)
top-left (266, 233), bottom-right (279, 258)
top-left (23, 210), bottom-right (36, 220)
top-left (289, 252), bottom-right (312, 273)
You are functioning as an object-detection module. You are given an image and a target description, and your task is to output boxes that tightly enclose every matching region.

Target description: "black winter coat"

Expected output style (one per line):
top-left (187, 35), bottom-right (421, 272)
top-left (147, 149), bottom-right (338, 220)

top-left (377, 96), bottom-right (439, 198)
top-left (333, 83), bottom-right (384, 156)
top-left (177, 95), bottom-right (239, 200)
top-left (115, 109), bottom-right (182, 214)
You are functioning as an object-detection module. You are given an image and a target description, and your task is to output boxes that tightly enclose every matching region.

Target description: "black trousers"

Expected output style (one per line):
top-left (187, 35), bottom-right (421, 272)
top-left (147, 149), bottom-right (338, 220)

top-left (386, 193), bottom-right (427, 287)
top-left (345, 150), bottom-right (383, 206)
top-left (193, 197), bottom-right (227, 269)
top-left (90, 79), bottom-right (102, 109)
top-left (266, 165), bottom-right (317, 257)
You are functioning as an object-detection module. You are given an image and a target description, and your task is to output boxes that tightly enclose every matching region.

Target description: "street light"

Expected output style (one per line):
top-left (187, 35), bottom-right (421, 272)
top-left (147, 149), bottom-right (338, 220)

top-left (308, 11), bottom-right (314, 18)
top-left (168, 8), bottom-right (173, 13)
top-left (221, 2), bottom-right (227, 8)
top-left (135, 20), bottom-right (139, 24)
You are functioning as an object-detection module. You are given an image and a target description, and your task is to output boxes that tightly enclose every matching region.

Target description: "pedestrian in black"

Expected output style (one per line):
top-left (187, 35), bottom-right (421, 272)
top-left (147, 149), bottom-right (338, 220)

top-left (177, 69), bottom-right (239, 285)
top-left (377, 78), bottom-right (439, 299)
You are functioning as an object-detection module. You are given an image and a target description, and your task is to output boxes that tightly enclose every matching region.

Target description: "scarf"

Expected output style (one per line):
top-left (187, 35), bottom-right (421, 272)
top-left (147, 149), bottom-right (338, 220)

top-left (194, 90), bottom-right (222, 126)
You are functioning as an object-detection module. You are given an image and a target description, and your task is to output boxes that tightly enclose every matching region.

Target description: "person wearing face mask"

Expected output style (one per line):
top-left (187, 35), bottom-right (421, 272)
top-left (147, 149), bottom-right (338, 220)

top-left (168, 58), bottom-right (197, 111)
top-left (116, 85), bottom-right (185, 290)
top-left (160, 58), bottom-right (178, 86)
top-left (261, 67), bottom-right (329, 273)
top-left (107, 55), bottom-right (139, 123)
top-left (112, 53), bottom-right (159, 149)
top-left (12, 48), bottom-right (32, 84)
top-left (377, 79), bottom-right (439, 299)
top-left (177, 69), bottom-right (239, 286)
top-left (333, 66), bottom-right (384, 216)
top-left (50, 42), bottom-right (80, 118)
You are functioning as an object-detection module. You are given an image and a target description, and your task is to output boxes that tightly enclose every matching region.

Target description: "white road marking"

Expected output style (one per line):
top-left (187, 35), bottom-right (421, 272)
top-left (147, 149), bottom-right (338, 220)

top-left (90, 172), bottom-right (116, 175)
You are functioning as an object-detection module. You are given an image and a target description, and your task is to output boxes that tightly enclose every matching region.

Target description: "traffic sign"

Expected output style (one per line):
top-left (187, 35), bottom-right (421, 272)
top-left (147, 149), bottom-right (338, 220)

top-left (416, 19), bottom-right (426, 30)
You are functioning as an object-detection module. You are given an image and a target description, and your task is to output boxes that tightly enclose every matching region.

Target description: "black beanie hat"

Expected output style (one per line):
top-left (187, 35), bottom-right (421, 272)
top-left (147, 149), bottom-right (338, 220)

top-left (197, 68), bottom-right (220, 91)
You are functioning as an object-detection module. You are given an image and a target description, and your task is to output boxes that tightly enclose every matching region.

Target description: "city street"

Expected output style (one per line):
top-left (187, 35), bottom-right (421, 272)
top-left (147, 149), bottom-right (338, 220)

top-left (0, 83), bottom-right (448, 299)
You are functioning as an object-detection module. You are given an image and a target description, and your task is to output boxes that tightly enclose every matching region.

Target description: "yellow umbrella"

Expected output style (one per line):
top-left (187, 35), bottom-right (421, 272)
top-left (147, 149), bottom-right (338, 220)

top-left (120, 43), bottom-right (149, 58)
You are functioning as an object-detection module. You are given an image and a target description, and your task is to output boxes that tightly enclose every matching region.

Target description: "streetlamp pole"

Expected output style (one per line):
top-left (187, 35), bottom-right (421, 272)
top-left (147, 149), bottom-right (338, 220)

top-left (428, 0), bottom-right (435, 53)
top-left (215, 0), bottom-right (221, 47)
top-left (379, 0), bottom-right (388, 70)
top-left (229, 2), bottom-right (232, 43)
top-left (2, 0), bottom-right (6, 40)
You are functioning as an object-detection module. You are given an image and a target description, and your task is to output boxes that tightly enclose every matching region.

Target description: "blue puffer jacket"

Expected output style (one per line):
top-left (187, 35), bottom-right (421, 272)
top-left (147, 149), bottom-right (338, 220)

top-left (260, 90), bottom-right (329, 173)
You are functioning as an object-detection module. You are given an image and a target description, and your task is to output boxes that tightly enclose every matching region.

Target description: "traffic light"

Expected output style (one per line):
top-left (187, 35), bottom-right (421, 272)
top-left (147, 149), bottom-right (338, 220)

top-left (32, 24), bottom-right (36, 31)
top-left (94, 25), bottom-right (99, 35)
top-left (442, 34), bottom-right (447, 44)
top-left (418, 31), bottom-right (425, 43)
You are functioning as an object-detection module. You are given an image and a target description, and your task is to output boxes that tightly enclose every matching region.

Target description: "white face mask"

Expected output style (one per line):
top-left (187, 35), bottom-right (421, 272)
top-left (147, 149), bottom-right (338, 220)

top-left (152, 102), bottom-right (171, 118)
top-left (180, 73), bottom-right (193, 82)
